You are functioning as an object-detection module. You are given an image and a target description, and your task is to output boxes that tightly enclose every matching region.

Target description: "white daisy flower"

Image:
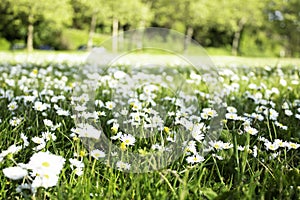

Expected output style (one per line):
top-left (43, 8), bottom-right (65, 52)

top-left (90, 149), bottom-right (105, 159)
top-left (116, 161), bottom-right (131, 170)
top-left (8, 101), bottom-right (18, 111)
top-left (244, 126), bottom-right (258, 136)
top-left (105, 101), bottom-right (116, 110)
top-left (120, 134), bottom-right (136, 146)
top-left (3, 166), bottom-right (28, 180)
top-left (186, 154), bottom-right (205, 164)
top-left (284, 109), bottom-right (293, 116)
top-left (264, 141), bottom-right (279, 151)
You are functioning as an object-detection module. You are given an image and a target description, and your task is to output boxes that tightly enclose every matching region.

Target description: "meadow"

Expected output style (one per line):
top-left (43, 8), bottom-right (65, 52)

top-left (0, 53), bottom-right (299, 199)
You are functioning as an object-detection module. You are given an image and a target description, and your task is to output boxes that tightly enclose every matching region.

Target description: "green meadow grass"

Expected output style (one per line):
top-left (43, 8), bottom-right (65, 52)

top-left (0, 58), bottom-right (299, 199)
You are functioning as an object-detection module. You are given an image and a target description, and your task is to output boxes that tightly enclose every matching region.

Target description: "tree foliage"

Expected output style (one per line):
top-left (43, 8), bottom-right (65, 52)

top-left (0, 0), bottom-right (299, 56)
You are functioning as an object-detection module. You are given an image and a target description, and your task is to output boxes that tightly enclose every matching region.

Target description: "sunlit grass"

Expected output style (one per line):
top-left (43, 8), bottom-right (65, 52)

top-left (0, 60), bottom-right (299, 199)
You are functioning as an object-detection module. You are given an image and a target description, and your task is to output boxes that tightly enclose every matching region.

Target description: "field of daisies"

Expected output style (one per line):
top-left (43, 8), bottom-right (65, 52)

top-left (0, 58), bottom-right (299, 199)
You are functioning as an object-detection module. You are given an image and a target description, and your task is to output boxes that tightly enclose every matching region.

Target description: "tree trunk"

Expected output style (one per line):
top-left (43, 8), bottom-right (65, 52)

top-left (232, 18), bottom-right (246, 56)
top-left (87, 13), bottom-right (97, 51)
top-left (118, 27), bottom-right (124, 52)
top-left (27, 14), bottom-right (34, 52)
top-left (184, 26), bottom-right (193, 54)
top-left (112, 18), bottom-right (118, 53)
top-left (137, 20), bottom-right (145, 50)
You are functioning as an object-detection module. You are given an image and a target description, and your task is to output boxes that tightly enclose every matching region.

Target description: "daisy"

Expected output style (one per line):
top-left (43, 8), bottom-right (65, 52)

top-left (120, 134), bottom-right (136, 146)
top-left (27, 151), bottom-right (65, 176)
top-left (90, 149), bottom-right (105, 159)
top-left (287, 142), bottom-right (300, 150)
top-left (9, 117), bottom-right (22, 127)
top-left (244, 126), bottom-right (258, 136)
top-left (8, 101), bottom-right (18, 111)
top-left (274, 121), bottom-right (288, 130)
top-left (105, 101), bottom-right (116, 110)
top-left (43, 119), bottom-right (54, 127)
top-left (264, 141), bottom-right (279, 151)
top-left (116, 161), bottom-right (131, 170)
top-left (186, 154), bottom-right (205, 164)
top-left (225, 113), bottom-right (238, 120)
top-left (3, 166), bottom-right (28, 180)
top-left (209, 140), bottom-right (225, 151)
top-left (284, 109), bottom-right (293, 116)
top-left (33, 101), bottom-right (49, 112)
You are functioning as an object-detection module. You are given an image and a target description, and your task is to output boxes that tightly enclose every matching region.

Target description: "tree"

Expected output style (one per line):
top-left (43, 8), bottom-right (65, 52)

top-left (149, 0), bottom-right (210, 52)
top-left (268, 0), bottom-right (300, 57)
top-left (0, 0), bottom-right (26, 47)
top-left (71, 0), bottom-right (108, 51)
top-left (206, 0), bottom-right (266, 56)
top-left (8, 0), bottom-right (73, 52)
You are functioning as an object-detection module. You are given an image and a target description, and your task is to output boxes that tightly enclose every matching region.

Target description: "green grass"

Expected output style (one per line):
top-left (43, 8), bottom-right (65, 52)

top-left (1, 51), bottom-right (300, 67)
top-left (0, 59), bottom-right (299, 199)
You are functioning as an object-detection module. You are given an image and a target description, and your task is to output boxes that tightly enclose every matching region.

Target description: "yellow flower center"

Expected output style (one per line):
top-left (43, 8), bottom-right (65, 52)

top-left (120, 142), bottom-right (127, 151)
top-left (42, 162), bottom-right (50, 167)
top-left (164, 127), bottom-right (170, 134)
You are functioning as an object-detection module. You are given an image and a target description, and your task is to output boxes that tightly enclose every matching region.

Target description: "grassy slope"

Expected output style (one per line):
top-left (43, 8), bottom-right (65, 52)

top-left (1, 51), bottom-right (300, 67)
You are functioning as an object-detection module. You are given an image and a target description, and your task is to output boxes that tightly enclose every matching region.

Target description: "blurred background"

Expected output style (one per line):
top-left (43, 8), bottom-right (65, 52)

top-left (0, 0), bottom-right (299, 57)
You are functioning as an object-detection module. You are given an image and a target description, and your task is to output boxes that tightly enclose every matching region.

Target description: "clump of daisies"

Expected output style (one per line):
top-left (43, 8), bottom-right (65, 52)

top-left (2, 151), bottom-right (65, 193)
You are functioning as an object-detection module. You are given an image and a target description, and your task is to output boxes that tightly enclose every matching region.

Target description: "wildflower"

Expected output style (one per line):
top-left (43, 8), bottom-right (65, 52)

top-left (186, 154), bottom-right (205, 164)
top-left (264, 108), bottom-right (279, 120)
top-left (33, 101), bottom-right (49, 112)
top-left (223, 142), bottom-right (233, 149)
top-left (202, 108), bottom-right (217, 118)
top-left (120, 134), bottom-right (136, 146)
top-left (75, 124), bottom-right (101, 139)
top-left (8, 102), bottom-right (18, 111)
top-left (111, 123), bottom-right (119, 134)
top-left (95, 100), bottom-right (104, 107)
top-left (282, 102), bottom-right (289, 109)
top-left (31, 174), bottom-right (59, 189)
top-left (105, 101), bottom-right (116, 110)
top-left (74, 105), bottom-right (86, 112)
top-left (287, 142), bottom-right (300, 150)
top-left (42, 131), bottom-right (57, 141)
top-left (212, 154), bottom-right (224, 160)
top-left (32, 136), bottom-right (45, 144)
top-left (111, 132), bottom-right (122, 140)
top-left (274, 139), bottom-right (288, 148)
top-left (97, 111), bottom-right (106, 116)
top-left (244, 126), bottom-right (258, 136)
top-left (3, 166), bottom-right (28, 180)
top-left (0, 144), bottom-right (22, 160)
top-left (264, 141), bottom-right (279, 151)
top-left (284, 110), bottom-right (293, 116)
top-left (184, 141), bottom-right (197, 154)
top-left (252, 145), bottom-right (258, 157)
top-left (56, 109), bottom-right (70, 116)
top-left (280, 78), bottom-right (287, 86)
top-left (20, 133), bottom-right (29, 147)
top-left (43, 119), bottom-right (53, 127)
top-left (250, 113), bottom-right (264, 121)
top-left (9, 117), bottom-right (22, 126)
top-left (27, 151), bottom-right (65, 177)
top-left (164, 126), bottom-right (170, 134)
top-left (120, 142), bottom-right (127, 151)
top-left (90, 149), bottom-right (105, 159)
top-left (116, 161), bottom-right (131, 170)
top-left (209, 140), bottom-right (225, 151)
top-left (191, 123), bottom-right (205, 142)
top-left (274, 121), bottom-right (288, 130)
top-left (225, 113), bottom-right (238, 120)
